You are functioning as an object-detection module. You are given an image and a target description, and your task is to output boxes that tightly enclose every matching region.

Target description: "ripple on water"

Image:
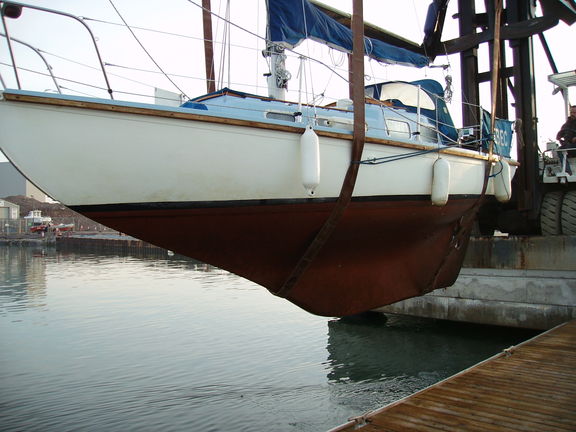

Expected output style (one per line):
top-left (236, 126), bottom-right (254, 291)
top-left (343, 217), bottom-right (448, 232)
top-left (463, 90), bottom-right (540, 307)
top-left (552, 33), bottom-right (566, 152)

top-left (0, 248), bottom-right (539, 432)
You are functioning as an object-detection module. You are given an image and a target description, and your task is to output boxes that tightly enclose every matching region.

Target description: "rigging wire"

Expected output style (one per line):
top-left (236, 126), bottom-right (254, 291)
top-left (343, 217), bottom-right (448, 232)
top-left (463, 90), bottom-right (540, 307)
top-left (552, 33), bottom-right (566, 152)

top-left (106, 0), bottom-right (189, 98)
top-left (412, 0), bottom-right (428, 61)
top-left (38, 41), bottom-right (264, 92)
top-left (0, 61), bottom-right (109, 96)
top-left (300, 0), bottom-right (319, 118)
top-left (225, 0), bottom-right (231, 88)
top-left (186, 0), bottom-right (349, 96)
top-left (84, 15), bottom-right (265, 55)
top-left (255, 0), bottom-right (260, 90)
top-left (0, 50), bottom-right (491, 151)
top-left (0, 56), bottom-right (207, 101)
top-left (15, 50), bottom-right (481, 150)
top-left (355, 146), bottom-right (449, 165)
top-left (83, 17), bottom-right (201, 41)
top-left (2, 0), bottom-right (497, 151)
top-left (355, 136), bottom-right (499, 167)
top-left (329, 49), bottom-right (346, 68)
top-left (216, 0), bottom-right (228, 89)
top-left (212, 0), bottom-right (223, 89)
top-left (3, 63), bottom-right (165, 102)
top-left (23, 45), bottom-right (201, 91)
top-left (0, 0), bottom-right (495, 152)
top-left (186, 0), bottom-right (263, 42)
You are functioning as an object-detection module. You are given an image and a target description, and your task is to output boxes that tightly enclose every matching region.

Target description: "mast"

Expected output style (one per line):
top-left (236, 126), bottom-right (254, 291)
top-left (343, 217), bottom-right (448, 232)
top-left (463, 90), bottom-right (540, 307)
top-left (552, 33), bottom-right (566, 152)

top-left (264, 0), bottom-right (289, 99)
top-left (265, 44), bottom-right (289, 99)
top-left (202, 0), bottom-right (216, 93)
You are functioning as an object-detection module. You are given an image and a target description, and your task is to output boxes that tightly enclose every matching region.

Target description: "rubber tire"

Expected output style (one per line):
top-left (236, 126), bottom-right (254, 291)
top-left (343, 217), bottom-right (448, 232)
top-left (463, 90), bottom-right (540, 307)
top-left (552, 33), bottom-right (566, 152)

top-left (540, 191), bottom-right (564, 236)
top-left (561, 190), bottom-right (576, 235)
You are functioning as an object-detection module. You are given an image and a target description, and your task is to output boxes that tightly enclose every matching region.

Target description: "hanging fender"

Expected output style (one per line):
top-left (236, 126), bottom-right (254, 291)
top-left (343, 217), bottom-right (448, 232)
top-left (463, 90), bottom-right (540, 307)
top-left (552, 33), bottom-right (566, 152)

top-left (431, 157), bottom-right (450, 206)
top-left (300, 125), bottom-right (320, 196)
top-left (493, 159), bottom-right (512, 203)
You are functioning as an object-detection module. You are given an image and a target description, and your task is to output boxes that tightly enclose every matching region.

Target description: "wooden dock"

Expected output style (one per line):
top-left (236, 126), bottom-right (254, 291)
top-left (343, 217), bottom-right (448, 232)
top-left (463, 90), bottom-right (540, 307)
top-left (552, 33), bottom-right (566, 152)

top-left (329, 320), bottom-right (576, 432)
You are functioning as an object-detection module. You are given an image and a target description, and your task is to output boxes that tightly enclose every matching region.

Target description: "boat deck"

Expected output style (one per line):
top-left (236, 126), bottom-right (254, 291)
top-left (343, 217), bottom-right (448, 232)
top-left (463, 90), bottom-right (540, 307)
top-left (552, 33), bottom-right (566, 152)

top-left (330, 320), bottom-right (576, 431)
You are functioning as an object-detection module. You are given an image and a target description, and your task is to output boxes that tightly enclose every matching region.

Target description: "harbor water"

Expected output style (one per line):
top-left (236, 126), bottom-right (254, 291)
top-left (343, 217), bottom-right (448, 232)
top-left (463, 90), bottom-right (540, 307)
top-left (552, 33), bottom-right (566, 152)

top-left (0, 246), bottom-right (538, 432)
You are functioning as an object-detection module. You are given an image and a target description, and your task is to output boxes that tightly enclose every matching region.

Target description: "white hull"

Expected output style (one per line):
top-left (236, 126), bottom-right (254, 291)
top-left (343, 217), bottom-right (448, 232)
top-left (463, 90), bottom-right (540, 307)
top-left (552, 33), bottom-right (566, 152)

top-left (0, 92), bottom-right (502, 207)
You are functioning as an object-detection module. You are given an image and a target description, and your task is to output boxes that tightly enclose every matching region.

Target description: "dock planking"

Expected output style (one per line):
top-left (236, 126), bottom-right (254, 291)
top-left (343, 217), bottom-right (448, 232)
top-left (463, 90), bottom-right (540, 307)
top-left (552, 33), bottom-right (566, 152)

top-left (329, 320), bottom-right (576, 432)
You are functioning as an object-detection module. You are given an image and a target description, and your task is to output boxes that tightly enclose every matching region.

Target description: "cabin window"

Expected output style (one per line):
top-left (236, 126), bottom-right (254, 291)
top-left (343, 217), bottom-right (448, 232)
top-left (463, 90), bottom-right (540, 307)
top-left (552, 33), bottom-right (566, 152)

top-left (266, 111), bottom-right (296, 122)
top-left (378, 82), bottom-right (436, 110)
top-left (364, 87), bottom-right (375, 98)
top-left (420, 125), bottom-right (438, 143)
top-left (386, 119), bottom-right (410, 139)
top-left (316, 117), bottom-right (354, 131)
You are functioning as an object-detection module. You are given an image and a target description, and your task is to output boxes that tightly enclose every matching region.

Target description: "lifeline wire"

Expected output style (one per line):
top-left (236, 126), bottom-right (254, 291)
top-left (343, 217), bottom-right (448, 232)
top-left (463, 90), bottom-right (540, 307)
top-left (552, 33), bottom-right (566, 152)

top-left (0, 61), bottom-right (182, 102)
top-left (107, 0), bottom-right (189, 99)
top-left (354, 146), bottom-right (450, 165)
top-left (356, 140), bottom-right (502, 168)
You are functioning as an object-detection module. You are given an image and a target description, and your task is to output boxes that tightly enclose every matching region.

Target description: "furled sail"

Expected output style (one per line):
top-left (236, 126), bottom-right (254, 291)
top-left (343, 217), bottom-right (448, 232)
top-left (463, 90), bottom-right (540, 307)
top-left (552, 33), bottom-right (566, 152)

top-left (266, 0), bottom-right (430, 68)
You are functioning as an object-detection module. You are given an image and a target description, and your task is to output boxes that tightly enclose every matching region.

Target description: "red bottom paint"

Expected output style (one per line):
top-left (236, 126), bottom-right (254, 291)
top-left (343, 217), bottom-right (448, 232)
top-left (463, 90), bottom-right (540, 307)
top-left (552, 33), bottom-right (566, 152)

top-left (78, 197), bottom-right (478, 316)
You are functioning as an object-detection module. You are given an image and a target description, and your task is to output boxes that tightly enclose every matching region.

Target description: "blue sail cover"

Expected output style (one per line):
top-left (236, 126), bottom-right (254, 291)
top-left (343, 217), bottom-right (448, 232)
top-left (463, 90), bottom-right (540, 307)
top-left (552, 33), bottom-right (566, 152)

top-left (266, 0), bottom-right (429, 68)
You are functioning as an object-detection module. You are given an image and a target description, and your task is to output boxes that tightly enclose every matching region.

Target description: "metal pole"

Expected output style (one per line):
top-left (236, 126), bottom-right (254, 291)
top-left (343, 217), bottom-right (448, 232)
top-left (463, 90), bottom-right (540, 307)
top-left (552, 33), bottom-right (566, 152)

top-left (509, 0), bottom-right (539, 218)
top-left (416, 85), bottom-right (422, 142)
top-left (0, 33), bottom-right (62, 93)
top-left (2, 1), bottom-right (114, 99)
top-left (489, 0), bottom-right (503, 157)
top-left (0, 4), bottom-right (21, 89)
top-left (457, 0), bottom-right (480, 128)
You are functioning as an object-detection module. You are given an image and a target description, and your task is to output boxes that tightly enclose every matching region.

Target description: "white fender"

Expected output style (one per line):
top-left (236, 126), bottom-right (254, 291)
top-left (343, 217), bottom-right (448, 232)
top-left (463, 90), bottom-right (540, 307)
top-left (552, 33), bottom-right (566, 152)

top-left (300, 125), bottom-right (320, 196)
top-left (493, 159), bottom-right (512, 203)
top-left (431, 158), bottom-right (450, 206)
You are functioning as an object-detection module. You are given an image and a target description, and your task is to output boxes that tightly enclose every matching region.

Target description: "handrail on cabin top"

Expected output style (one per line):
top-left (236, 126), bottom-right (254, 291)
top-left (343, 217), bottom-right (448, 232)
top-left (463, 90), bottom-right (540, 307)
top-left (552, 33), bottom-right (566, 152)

top-left (0, 1), bottom-right (114, 99)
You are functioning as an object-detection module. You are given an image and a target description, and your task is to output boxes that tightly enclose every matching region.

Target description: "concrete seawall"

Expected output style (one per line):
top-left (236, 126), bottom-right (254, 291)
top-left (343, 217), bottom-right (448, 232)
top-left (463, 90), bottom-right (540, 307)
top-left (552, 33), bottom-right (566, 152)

top-left (0, 233), bottom-right (56, 246)
top-left (55, 234), bottom-right (168, 257)
top-left (0, 232), bottom-right (168, 257)
top-left (376, 236), bottom-right (576, 329)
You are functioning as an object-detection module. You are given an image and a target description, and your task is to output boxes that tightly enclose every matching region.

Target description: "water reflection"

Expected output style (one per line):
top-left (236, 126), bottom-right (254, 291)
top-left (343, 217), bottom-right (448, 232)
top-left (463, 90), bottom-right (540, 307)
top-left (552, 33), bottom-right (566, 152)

top-left (0, 247), bottom-right (49, 312)
top-left (324, 312), bottom-right (538, 413)
top-left (0, 246), bottom-right (232, 315)
top-left (326, 313), bottom-right (537, 384)
top-left (56, 246), bottom-right (215, 271)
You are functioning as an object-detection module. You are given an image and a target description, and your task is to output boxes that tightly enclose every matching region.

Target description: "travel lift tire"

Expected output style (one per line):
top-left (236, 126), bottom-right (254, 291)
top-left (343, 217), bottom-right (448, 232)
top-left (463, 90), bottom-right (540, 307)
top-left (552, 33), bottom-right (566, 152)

top-left (540, 191), bottom-right (564, 235)
top-left (561, 190), bottom-right (576, 235)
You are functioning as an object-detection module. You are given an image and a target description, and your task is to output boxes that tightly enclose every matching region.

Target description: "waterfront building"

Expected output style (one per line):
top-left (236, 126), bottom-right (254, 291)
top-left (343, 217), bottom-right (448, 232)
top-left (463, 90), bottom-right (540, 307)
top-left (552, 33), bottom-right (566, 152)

top-left (0, 199), bottom-right (19, 219)
top-left (0, 162), bottom-right (47, 202)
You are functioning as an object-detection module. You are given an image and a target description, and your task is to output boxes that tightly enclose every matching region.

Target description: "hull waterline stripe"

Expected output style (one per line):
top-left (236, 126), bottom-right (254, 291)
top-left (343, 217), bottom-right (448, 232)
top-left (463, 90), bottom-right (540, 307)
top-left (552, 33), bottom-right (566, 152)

top-left (69, 194), bottom-right (483, 213)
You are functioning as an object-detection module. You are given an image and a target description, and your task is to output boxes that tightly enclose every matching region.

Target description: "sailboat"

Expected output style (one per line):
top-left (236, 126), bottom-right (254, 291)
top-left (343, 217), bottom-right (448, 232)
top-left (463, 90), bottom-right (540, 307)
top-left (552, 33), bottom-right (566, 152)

top-left (0, 0), bottom-right (515, 316)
